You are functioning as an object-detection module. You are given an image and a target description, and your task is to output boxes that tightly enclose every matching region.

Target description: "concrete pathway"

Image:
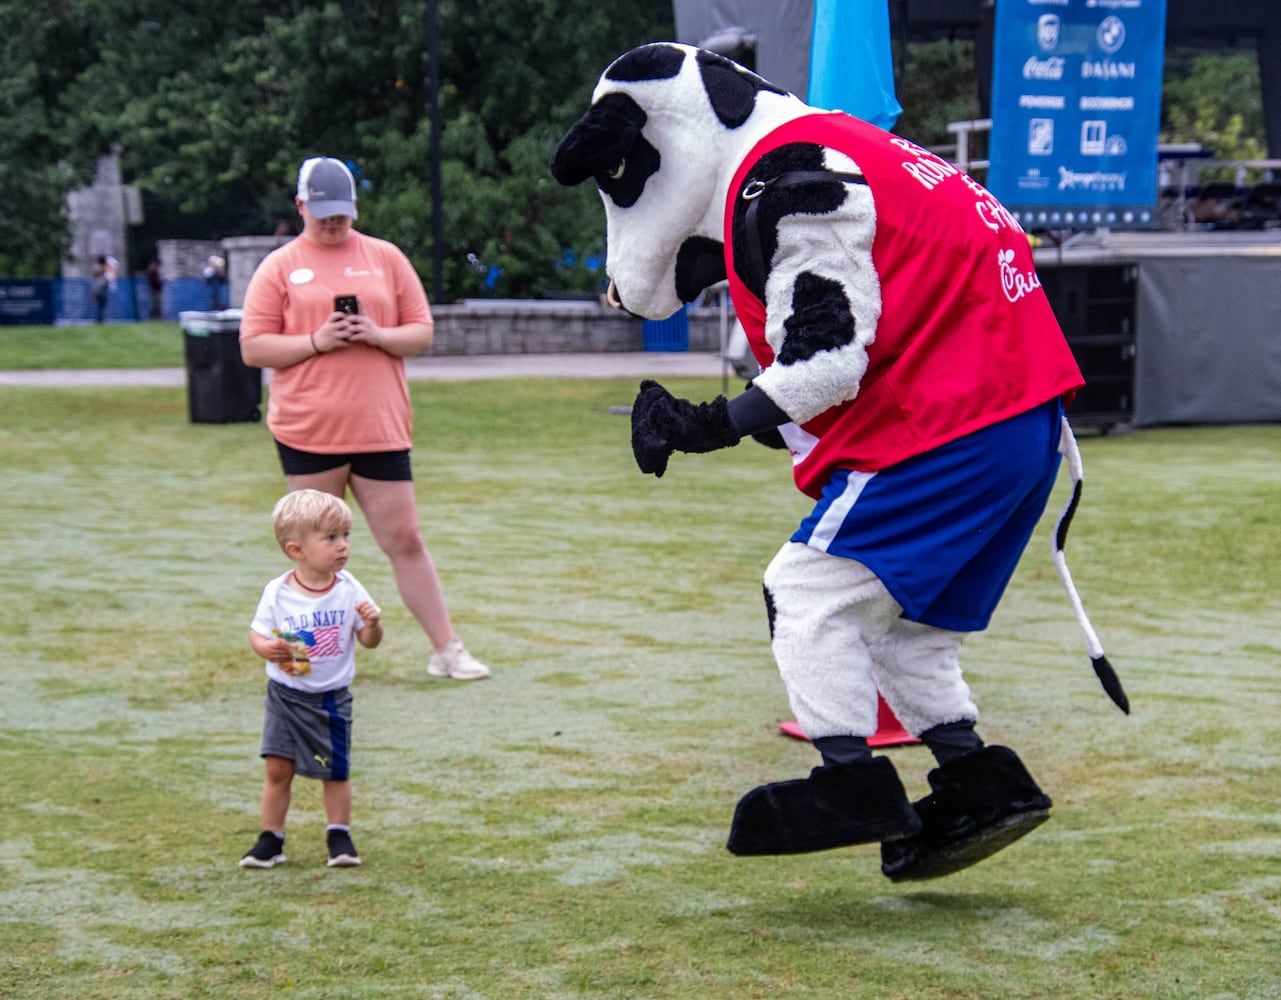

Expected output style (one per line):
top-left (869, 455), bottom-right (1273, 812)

top-left (0, 351), bottom-right (732, 388)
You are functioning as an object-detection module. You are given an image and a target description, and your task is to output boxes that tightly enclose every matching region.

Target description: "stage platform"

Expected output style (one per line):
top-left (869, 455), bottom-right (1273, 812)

top-left (1033, 230), bottom-right (1281, 427)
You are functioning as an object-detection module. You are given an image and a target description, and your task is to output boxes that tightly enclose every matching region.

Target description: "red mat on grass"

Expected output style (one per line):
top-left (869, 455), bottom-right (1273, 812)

top-left (779, 696), bottom-right (920, 747)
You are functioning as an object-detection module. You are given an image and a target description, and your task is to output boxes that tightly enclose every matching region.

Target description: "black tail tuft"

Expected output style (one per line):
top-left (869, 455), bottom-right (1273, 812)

top-left (1091, 655), bottom-right (1130, 714)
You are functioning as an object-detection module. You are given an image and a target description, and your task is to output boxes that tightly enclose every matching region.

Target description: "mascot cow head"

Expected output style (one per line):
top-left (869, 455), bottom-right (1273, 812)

top-left (551, 42), bottom-right (808, 320)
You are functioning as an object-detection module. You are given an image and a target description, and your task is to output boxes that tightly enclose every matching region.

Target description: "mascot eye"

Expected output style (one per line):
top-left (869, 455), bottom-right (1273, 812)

top-left (607, 161), bottom-right (625, 180)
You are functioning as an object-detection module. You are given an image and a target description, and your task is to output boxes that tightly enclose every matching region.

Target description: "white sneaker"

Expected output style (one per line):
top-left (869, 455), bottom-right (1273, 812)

top-left (427, 638), bottom-right (491, 680)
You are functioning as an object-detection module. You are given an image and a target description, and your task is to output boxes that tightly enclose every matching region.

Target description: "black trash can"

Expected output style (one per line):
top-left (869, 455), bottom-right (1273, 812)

top-left (180, 310), bottom-right (262, 423)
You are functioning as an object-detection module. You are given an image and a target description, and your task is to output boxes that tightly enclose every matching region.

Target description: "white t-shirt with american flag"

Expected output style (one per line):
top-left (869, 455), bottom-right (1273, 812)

top-left (251, 569), bottom-right (377, 693)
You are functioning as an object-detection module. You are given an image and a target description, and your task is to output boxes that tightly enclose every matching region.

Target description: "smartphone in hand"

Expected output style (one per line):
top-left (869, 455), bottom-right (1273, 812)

top-left (334, 295), bottom-right (359, 314)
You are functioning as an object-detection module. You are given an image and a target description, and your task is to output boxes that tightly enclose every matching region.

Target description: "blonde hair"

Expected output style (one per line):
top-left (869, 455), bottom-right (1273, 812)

top-left (271, 489), bottom-right (353, 552)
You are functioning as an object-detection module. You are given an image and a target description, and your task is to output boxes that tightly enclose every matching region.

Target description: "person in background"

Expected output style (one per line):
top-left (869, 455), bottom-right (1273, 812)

top-left (145, 259), bottom-right (164, 319)
top-left (90, 256), bottom-right (110, 323)
top-left (203, 254), bottom-right (228, 310)
top-left (239, 156), bottom-right (491, 681)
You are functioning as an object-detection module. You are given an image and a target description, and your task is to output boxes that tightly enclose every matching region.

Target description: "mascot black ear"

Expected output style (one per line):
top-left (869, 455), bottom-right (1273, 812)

top-left (551, 93), bottom-right (648, 187)
top-left (696, 49), bottom-right (788, 128)
top-left (604, 43), bottom-right (685, 83)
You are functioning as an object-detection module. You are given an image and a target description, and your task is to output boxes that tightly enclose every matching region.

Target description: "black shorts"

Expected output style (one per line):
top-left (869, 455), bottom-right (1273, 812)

top-left (275, 440), bottom-right (413, 481)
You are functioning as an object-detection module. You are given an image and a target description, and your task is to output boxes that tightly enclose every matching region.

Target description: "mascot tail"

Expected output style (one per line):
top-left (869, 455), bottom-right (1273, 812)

top-left (1053, 417), bottom-right (1130, 714)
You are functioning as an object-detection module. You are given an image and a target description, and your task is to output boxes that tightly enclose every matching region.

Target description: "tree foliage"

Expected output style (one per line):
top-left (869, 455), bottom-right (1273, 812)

top-left (1161, 49), bottom-right (1267, 176)
top-left (0, 7), bottom-right (1269, 287)
top-left (0, 3), bottom-right (92, 276)
top-left (893, 40), bottom-right (983, 151)
top-left (0, 0), bottom-right (671, 292)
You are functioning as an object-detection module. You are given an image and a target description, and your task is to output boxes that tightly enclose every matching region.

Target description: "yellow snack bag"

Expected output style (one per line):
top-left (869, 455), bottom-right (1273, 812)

top-left (273, 630), bottom-right (312, 676)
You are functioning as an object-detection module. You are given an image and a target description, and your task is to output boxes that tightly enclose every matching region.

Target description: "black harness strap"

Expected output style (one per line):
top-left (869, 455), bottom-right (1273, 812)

top-left (740, 169), bottom-right (866, 294)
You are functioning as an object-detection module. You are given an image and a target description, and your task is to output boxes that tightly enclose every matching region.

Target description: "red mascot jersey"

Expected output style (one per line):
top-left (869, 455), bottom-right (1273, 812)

top-left (724, 113), bottom-right (1083, 498)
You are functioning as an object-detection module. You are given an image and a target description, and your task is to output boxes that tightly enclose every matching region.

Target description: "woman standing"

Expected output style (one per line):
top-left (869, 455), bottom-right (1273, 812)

top-left (240, 157), bottom-right (490, 680)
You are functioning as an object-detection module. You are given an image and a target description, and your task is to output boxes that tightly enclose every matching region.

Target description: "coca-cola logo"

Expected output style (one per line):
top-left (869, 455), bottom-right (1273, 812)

top-left (1024, 56), bottom-right (1065, 80)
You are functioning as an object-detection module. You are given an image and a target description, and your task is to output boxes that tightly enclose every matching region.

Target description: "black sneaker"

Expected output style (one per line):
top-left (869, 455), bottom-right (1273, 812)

top-left (239, 831), bottom-right (285, 869)
top-left (326, 829), bottom-right (361, 867)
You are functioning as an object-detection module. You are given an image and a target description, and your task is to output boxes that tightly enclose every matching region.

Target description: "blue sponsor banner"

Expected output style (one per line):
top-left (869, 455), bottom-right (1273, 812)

top-left (987, 0), bottom-right (1167, 229)
top-left (0, 279), bottom-right (56, 325)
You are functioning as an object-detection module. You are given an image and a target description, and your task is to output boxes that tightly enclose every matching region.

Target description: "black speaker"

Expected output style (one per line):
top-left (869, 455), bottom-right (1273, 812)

top-left (1040, 264), bottom-right (1137, 430)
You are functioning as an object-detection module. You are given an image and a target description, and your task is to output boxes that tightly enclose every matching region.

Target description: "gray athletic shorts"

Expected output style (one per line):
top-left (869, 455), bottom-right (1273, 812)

top-left (260, 680), bottom-right (353, 781)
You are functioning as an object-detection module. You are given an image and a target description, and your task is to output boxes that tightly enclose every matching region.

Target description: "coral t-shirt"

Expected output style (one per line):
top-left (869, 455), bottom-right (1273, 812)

top-left (240, 231), bottom-right (432, 453)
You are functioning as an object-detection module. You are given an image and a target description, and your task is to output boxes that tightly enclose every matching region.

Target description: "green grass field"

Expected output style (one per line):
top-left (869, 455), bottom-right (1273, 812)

top-left (1, 336), bottom-right (1279, 998)
top-left (0, 321), bottom-right (184, 369)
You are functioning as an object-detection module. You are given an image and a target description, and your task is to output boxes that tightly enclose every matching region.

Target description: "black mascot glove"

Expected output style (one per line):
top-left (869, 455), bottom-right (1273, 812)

top-left (630, 379), bottom-right (742, 477)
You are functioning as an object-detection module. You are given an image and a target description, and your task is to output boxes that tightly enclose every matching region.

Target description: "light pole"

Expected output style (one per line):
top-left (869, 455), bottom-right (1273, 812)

top-left (425, 0), bottom-right (444, 302)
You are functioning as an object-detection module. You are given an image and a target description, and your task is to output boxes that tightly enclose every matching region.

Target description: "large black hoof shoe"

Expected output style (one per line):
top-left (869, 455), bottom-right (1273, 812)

top-left (881, 806), bottom-right (1050, 882)
top-left (727, 756), bottom-right (921, 856)
top-left (879, 745), bottom-right (1052, 881)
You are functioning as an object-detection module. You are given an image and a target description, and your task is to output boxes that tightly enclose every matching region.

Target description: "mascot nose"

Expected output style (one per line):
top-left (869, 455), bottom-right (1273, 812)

top-left (604, 279), bottom-right (646, 318)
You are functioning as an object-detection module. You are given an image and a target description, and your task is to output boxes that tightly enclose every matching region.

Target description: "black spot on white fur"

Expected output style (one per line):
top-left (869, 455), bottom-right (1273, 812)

top-left (779, 273), bottom-right (856, 364)
top-left (675, 236), bottom-right (727, 303)
top-left (763, 583), bottom-right (777, 639)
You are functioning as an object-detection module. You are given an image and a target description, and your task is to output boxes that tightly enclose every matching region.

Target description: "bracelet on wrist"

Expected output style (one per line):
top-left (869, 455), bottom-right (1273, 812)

top-left (309, 332), bottom-right (321, 355)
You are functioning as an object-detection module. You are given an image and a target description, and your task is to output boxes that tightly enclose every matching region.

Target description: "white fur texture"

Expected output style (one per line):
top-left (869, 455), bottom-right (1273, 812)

top-left (764, 541), bottom-right (977, 740)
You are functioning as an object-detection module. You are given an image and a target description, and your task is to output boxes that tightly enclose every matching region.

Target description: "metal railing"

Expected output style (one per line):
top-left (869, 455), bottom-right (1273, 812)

top-left (938, 119), bottom-right (1280, 230)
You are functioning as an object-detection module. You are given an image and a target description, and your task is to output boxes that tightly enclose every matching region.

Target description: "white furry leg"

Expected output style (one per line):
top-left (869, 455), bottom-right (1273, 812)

top-left (763, 541), bottom-right (898, 739)
top-left (865, 618), bottom-right (977, 736)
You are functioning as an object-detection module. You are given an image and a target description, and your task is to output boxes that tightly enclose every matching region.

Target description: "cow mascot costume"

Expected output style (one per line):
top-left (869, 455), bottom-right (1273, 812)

top-left (551, 42), bottom-right (1127, 881)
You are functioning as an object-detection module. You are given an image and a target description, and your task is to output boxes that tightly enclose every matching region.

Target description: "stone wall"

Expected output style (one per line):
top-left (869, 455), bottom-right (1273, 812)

top-left (157, 239), bottom-right (225, 281)
top-left (428, 300), bottom-right (733, 355)
top-left (160, 230), bottom-right (739, 354)
top-left (223, 235), bottom-right (292, 307)
top-left (63, 154), bottom-right (126, 280)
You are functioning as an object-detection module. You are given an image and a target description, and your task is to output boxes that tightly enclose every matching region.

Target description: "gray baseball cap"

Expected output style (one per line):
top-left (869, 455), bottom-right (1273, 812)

top-left (296, 157), bottom-right (359, 219)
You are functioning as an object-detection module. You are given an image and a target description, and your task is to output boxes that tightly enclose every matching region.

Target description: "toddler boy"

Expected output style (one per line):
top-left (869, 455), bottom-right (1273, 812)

top-left (240, 489), bottom-right (382, 868)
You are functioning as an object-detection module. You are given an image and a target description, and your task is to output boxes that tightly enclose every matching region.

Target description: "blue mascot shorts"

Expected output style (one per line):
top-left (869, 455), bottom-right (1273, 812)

top-left (791, 399), bottom-right (1064, 632)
